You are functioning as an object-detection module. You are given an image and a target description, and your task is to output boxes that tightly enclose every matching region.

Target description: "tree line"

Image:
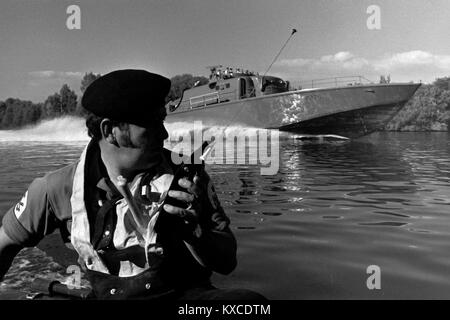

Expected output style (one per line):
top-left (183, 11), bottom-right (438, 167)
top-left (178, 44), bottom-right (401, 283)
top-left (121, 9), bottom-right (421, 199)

top-left (0, 72), bottom-right (101, 129)
top-left (1, 72), bottom-right (448, 131)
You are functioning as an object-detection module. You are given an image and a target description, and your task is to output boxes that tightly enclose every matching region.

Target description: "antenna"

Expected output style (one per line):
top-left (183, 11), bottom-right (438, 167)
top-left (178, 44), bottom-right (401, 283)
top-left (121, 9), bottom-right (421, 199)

top-left (263, 28), bottom-right (298, 78)
top-left (201, 30), bottom-right (298, 159)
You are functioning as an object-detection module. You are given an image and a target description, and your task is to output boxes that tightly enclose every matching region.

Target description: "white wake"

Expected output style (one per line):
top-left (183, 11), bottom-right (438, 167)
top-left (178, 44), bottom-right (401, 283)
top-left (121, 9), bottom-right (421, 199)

top-left (0, 116), bottom-right (89, 142)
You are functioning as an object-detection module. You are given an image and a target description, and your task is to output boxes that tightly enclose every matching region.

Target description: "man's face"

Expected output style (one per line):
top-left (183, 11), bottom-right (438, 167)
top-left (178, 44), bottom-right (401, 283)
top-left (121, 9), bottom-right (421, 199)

top-left (114, 106), bottom-right (169, 171)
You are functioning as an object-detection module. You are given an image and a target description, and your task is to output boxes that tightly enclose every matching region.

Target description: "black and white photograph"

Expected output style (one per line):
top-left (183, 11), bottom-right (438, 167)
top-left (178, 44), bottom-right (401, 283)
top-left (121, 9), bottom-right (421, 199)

top-left (0, 0), bottom-right (449, 309)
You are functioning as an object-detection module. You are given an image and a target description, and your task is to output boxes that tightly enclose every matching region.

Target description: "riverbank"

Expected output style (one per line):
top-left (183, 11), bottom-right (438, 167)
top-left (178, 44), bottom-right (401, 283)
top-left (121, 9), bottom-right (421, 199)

top-left (385, 76), bottom-right (450, 132)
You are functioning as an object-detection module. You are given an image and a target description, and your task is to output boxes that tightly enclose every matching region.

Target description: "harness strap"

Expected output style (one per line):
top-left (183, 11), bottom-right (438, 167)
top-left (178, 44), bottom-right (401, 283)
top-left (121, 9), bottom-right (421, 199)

top-left (92, 195), bottom-right (122, 250)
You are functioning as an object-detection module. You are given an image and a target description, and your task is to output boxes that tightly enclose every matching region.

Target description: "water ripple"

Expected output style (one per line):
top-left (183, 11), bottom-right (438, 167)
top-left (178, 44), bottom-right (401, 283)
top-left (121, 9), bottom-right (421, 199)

top-left (2, 132), bottom-right (450, 298)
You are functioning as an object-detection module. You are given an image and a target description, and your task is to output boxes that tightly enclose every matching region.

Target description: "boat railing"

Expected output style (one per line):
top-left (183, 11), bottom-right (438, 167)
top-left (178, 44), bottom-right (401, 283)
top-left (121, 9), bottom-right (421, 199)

top-left (289, 75), bottom-right (374, 90)
top-left (189, 92), bottom-right (220, 108)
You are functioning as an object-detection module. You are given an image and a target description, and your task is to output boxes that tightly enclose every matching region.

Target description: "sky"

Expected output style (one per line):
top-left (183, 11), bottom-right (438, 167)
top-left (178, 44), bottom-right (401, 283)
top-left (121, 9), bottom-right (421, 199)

top-left (0, 0), bottom-right (449, 102)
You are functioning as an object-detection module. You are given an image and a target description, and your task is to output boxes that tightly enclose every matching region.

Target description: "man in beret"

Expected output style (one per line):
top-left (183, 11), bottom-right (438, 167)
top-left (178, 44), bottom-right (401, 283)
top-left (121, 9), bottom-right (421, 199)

top-left (0, 69), bottom-right (265, 300)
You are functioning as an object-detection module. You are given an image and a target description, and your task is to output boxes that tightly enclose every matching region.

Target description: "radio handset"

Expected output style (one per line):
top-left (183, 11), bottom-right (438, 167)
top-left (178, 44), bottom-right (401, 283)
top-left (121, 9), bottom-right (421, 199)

top-left (162, 141), bottom-right (213, 209)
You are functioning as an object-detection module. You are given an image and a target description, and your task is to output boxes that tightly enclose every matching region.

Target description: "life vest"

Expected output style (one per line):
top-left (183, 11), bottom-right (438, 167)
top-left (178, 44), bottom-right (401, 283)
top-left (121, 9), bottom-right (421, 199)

top-left (69, 143), bottom-right (211, 299)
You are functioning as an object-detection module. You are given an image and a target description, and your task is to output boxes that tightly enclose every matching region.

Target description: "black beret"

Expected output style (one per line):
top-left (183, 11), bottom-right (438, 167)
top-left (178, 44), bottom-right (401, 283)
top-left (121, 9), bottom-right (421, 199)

top-left (81, 69), bottom-right (171, 127)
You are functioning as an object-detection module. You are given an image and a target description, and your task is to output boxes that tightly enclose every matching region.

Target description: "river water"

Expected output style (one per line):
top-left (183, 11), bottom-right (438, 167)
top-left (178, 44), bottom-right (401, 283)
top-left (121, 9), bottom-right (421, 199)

top-left (0, 118), bottom-right (449, 299)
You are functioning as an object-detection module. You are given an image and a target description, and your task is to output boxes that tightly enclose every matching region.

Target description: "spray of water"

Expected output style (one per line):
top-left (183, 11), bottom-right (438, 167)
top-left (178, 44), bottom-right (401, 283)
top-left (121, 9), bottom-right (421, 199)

top-left (0, 116), bottom-right (89, 142)
top-left (0, 117), bottom-right (347, 144)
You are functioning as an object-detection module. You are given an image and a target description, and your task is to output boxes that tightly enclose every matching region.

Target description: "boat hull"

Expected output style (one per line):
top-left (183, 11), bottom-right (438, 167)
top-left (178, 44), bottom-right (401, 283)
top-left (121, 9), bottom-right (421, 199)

top-left (166, 83), bottom-right (421, 138)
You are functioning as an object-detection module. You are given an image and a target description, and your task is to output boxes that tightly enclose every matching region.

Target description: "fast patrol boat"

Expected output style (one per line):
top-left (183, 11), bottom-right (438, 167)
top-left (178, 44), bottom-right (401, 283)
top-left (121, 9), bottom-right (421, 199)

top-left (166, 66), bottom-right (420, 139)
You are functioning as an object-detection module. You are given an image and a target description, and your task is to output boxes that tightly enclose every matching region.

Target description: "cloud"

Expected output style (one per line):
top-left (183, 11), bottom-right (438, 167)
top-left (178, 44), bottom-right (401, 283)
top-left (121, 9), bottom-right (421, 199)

top-left (374, 51), bottom-right (450, 71)
top-left (277, 51), bottom-right (370, 71)
top-left (29, 71), bottom-right (83, 78)
top-left (321, 51), bottom-right (354, 63)
top-left (275, 50), bottom-right (450, 82)
top-left (277, 58), bottom-right (313, 68)
top-left (29, 70), bottom-right (56, 78)
top-left (277, 50), bottom-right (450, 71)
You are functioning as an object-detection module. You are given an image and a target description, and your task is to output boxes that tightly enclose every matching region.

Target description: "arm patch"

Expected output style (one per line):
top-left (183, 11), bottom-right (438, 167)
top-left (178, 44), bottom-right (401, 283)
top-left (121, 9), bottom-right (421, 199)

top-left (14, 191), bottom-right (28, 219)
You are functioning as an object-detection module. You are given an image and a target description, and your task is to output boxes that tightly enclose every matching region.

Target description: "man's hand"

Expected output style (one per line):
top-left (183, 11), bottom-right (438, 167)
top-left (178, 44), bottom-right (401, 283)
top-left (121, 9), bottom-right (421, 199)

top-left (161, 172), bottom-right (236, 274)
top-left (162, 171), bottom-right (230, 239)
top-left (161, 174), bottom-right (236, 274)
top-left (163, 176), bottom-right (204, 239)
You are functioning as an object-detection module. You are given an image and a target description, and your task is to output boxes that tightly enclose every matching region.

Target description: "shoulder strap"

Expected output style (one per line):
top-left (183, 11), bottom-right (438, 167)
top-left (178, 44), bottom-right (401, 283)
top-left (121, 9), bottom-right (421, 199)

top-left (91, 195), bottom-right (122, 250)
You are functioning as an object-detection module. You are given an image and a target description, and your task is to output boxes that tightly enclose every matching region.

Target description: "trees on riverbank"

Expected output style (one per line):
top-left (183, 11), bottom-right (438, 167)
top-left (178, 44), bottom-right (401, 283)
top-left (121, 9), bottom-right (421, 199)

top-left (386, 77), bottom-right (450, 131)
top-left (167, 74), bottom-right (209, 102)
top-left (0, 72), bottom-right (101, 129)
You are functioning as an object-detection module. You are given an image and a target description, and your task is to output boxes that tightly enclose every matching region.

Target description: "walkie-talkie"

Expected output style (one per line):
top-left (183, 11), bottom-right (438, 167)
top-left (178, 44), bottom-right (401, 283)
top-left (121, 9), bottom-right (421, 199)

top-left (162, 140), bottom-right (211, 209)
top-left (156, 140), bottom-right (213, 239)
